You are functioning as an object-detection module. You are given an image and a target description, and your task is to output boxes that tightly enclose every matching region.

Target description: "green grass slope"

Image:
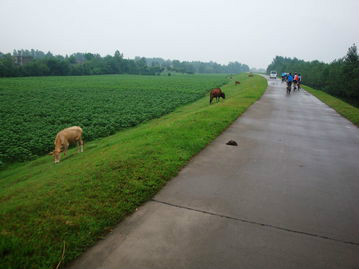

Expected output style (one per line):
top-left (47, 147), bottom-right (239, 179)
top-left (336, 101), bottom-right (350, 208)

top-left (303, 85), bottom-right (359, 126)
top-left (0, 74), bottom-right (267, 269)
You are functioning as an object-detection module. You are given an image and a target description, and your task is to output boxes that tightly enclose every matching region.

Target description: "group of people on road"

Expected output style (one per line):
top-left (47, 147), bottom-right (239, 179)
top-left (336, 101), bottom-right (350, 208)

top-left (281, 72), bottom-right (302, 94)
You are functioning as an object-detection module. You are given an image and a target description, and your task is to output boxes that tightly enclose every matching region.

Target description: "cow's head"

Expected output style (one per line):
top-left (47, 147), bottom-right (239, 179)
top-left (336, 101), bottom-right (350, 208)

top-left (220, 92), bottom-right (226, 99)
top-left (49, 149), bottom-right (62, 163)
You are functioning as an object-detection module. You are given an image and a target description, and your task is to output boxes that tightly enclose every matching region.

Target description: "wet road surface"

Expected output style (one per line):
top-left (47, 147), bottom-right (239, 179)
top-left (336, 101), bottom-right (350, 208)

top-left (68, 77), bottom-right (359, 269)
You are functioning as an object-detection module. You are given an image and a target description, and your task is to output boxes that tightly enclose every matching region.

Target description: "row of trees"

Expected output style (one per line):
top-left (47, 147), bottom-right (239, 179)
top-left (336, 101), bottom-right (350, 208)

top-left (0, 49), bottom-right (249, 77)
top-left (266, 44), bottom-right (359, 106)
top-left (0, 50), bottom-right (162, 77)
top-left (144, 57), bottom-right (249, 74)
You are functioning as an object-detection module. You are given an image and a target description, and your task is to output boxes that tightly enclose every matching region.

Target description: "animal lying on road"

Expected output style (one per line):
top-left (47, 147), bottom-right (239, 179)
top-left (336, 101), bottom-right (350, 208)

top-left (210, 88), bottom-right (225, 104)
top-left (49, 126), bottom-right (84, 163)
top-left (235, 81), bottom-right (240, 85)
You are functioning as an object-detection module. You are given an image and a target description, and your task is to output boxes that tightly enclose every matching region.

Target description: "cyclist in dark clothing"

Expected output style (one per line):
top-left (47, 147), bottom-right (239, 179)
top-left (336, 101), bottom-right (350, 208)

top-left (297, 74), bottom-right (302, 90)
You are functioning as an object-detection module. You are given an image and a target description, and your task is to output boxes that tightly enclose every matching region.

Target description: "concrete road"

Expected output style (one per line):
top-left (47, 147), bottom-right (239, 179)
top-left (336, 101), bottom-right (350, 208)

top-left (68, 78), bottom-right (359, 269)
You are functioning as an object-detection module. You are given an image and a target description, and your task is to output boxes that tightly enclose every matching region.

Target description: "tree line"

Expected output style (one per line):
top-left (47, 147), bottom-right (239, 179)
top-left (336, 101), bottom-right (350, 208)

top-left (0, 49), bottom-right (249, 77)
top-left (266, 44), bottom-right (359, 106)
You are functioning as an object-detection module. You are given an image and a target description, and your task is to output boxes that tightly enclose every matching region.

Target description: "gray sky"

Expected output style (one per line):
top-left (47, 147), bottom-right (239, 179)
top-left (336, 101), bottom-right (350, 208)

top-left (1, 0), bottom-right (358, 68)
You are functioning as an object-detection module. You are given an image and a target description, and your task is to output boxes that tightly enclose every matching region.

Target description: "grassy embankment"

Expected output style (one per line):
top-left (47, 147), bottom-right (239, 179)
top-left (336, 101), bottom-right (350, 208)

top-left (0, 74), bottom-right (267, 269)
top-left (302, 85), bottom-right (359, 126)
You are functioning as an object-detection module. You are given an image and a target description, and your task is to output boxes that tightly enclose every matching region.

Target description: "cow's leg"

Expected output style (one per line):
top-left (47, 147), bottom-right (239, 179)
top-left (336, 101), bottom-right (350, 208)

top-left (63, 142), bottom-right (69, 156)
top-left (79, 138), bottom-right (84, 153)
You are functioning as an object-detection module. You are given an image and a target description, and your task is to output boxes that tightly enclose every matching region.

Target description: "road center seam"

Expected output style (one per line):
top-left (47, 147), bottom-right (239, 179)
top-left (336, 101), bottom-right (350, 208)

top-left (151, 199), bottom-right (359, 247)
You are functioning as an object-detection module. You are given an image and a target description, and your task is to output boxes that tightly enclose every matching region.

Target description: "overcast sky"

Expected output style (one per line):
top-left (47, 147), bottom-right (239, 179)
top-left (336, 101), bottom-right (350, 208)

top-left (1, 0), bottom-right (358, 68)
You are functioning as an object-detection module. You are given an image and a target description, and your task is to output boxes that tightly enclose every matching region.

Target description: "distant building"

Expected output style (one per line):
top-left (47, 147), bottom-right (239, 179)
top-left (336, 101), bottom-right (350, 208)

top-left (14, 55), bottom-right (33, 65)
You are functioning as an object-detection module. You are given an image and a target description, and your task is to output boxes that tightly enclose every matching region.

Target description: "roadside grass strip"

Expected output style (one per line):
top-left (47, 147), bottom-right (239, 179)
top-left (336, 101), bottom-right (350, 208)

top-left (303, 85), bottom-right (359, 127)
top-left (0, 74), bottom-right (267, 269)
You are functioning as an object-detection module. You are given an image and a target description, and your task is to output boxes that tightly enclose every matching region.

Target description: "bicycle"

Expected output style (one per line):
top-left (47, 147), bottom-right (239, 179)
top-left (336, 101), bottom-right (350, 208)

top-left (286, 81), bottom-right (292, 94)
top-left (293, 80), bottom-right (297, 92)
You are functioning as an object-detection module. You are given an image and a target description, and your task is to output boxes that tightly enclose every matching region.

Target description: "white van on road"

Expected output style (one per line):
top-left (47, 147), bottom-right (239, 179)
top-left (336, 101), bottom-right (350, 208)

top-left (269, 71), bottom-right (277, 79)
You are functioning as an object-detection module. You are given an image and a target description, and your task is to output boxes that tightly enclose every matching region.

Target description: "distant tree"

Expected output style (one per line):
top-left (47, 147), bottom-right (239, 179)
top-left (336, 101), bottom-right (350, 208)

top-left (22, 60), bottom-right (49, 76)
top-left (342, 44), bottom-right (359, 98)
top-left (0, 53), bottom-right (18, 77)
top-left (135, 57), bottom-right (148, 74)
top-left (114, 50), bottom-right (123, 59)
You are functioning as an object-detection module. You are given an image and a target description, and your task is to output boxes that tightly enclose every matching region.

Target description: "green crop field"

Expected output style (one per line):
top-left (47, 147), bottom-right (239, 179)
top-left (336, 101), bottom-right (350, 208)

top-left (0, 73), bottom-right (267, 269)
top-left (0, 74), bottom-right (227, 164)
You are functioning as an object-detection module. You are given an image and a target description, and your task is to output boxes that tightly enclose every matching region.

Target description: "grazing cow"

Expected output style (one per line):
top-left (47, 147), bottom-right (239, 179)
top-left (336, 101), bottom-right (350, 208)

top-left (49, 126), bottom-right (84, 163)
top-left (248, 73), bottom-right (254, 77)
top-left (210, 88), bottom-right (225, 104)
top-left (235, 81), bottom-right (240, 85)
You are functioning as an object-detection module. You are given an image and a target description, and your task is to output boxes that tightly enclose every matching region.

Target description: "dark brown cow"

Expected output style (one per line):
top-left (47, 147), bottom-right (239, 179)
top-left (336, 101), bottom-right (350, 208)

top-left (235, 81), bottom-right (240, 85)
top-left (210, 88), bottom-right (225, 104)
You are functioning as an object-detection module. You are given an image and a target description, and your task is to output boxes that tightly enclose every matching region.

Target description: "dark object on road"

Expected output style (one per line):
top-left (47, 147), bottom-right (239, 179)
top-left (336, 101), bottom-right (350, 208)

top-left (287, 85), bottom-right (291, 94)
top-left (287, 81), bottom-right (292, 95)
top-left (226, 140), bottom-right (238, 146)
top-left (210, 88), bottom-right (226, 104)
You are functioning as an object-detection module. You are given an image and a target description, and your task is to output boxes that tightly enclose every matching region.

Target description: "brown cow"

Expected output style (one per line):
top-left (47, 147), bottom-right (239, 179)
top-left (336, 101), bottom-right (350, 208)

top-left (49, 126), bottom-right (84, 163)
top-left (235, 81), bottom-right (240, 85)
top-left (210, 88), bottom-right (225, 104)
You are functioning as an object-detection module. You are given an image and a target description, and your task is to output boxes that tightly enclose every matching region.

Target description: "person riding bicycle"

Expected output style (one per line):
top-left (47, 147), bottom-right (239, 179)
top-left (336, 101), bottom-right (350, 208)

top-left (297, 73), bottom-right (302, 89)
top-left (287, 73), bottom-right (293, 85)
top-left (287, 73), bottom-right (293, 93)
top-left (293, 72), bottom-right (299, 90)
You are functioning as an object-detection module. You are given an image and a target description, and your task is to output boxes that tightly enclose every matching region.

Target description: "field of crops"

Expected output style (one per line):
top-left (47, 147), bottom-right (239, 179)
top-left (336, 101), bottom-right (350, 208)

top-left (0, 74), bottom-right (227, 164)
